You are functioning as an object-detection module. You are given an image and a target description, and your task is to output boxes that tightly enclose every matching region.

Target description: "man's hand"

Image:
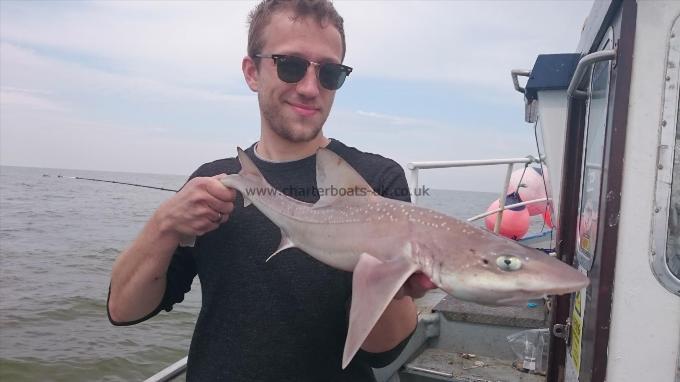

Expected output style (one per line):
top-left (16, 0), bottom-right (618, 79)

top-left (394, 272), bottom-right (438, 300)
top-left (153, 174), bottom-right (236, 241)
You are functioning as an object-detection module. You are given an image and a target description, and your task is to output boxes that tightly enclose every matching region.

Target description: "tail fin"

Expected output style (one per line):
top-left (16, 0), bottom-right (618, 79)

top-left (235, 147), bottom-right (264, 208)
top-left (237, 147), bottom-right (264, 180)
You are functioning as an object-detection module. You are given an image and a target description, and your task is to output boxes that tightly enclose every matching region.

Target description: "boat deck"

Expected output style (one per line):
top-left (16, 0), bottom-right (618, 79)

top-left (390, 290), bottom-right (549, 382)
top-left (403, 348), bottom-right (544, 382)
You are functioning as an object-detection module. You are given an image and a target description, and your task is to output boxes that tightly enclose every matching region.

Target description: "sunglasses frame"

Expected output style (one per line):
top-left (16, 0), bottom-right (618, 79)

top-left (255, 54), bottom-right (353, 91)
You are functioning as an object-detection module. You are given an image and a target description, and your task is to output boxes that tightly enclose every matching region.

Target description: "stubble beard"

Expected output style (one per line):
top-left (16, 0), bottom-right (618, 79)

top-left (260, 95), bottom-right (327, 143)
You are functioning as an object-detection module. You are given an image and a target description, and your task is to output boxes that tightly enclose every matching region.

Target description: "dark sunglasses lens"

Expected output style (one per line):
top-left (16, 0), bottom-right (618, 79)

top-left (319, 64), bottom-right (347, 90)
top-left (276, 56), bottom-right (308, 83)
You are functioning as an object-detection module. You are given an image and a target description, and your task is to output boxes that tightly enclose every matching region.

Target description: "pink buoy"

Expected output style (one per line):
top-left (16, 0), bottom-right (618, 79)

top-left (484, 193), bottom-right (530, 240)
top-left (507, 166), bottom-right (548, 216)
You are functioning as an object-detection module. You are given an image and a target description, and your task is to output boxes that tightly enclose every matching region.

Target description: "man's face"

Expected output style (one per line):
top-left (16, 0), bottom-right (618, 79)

top-left (244, 11), bottom-right (344, 143)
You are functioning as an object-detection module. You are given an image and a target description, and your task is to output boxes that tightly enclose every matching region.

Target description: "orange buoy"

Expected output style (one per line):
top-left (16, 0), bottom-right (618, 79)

top-left (543, 208), bottom-right (554, 228)
top-left (484, 193), bottom-right (530, 240)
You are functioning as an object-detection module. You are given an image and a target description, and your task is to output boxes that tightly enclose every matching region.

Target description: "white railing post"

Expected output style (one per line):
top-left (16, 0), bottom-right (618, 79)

top-left (409, 167), bottom-right (420, 205)
top-left (494, 163), bottom-right (515, 234)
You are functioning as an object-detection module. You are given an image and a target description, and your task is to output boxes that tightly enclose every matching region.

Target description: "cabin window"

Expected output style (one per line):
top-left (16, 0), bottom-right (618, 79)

top-left (651, 15), bottom-right (680, 296)
top-left (669, 132), bottom-right (679, 278)
top-left (575, 44), bottom-right (612, 272)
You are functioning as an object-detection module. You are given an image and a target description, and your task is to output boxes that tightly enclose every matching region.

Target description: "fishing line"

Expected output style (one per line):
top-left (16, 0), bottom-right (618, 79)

top-left (532, 117), bottom-right (555, 248)
top-left (59, 175), bottom-right (178, 192)
top-left (512, 163), bottom-right (530, 196)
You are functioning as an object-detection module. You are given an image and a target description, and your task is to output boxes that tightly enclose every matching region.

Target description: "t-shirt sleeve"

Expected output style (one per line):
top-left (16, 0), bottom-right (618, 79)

top-left (107, 243), bottom-right (197, 326)
top-left (353, 329), bottom-right (415, 368)
top-left (158, 246), bottom-right (198, 312)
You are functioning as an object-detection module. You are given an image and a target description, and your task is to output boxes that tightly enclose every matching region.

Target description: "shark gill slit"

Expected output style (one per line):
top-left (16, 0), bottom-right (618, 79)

top-left (414, 244), bottom-right (436, 284)
top-left (429, 251), bottom-right (436, 286)
top-left (435, 260), bottom-right (443, 287)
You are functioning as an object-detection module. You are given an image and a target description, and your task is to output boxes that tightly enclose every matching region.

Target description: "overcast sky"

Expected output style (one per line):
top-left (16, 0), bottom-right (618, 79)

top-left (0, 0), bottom-right (593, 191)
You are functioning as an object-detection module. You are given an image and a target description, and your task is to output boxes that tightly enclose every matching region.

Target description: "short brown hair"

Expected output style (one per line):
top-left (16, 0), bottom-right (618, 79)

top-left (247, 0), bottom-right (346, 61)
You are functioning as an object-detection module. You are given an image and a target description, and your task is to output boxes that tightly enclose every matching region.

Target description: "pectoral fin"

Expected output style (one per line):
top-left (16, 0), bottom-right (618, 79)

top-left (265, 229), bottom-right (296, 262)
top-left (342, 253), bottom-right (418, 369)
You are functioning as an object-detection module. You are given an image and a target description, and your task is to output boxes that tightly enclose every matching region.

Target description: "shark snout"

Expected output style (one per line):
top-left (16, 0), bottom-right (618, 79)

top-left (544, 269), bottom-right (589, 294)
top-left (509, 261), bottom-right (589, 294)
top-left (436, 255), bottom-right (590, 306)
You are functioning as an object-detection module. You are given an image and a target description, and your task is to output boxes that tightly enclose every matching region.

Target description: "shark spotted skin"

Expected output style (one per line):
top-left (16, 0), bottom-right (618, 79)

top-left (218, 147), bottom-right (589, 369)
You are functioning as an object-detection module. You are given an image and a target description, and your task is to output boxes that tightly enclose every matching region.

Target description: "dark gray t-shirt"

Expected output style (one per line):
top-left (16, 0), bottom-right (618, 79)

top-left (116, 139), bottom-right (412, 381)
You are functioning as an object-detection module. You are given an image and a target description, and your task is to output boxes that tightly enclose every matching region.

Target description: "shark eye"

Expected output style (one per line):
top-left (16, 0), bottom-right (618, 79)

top-left (496, 255), bottom-right (522, 271)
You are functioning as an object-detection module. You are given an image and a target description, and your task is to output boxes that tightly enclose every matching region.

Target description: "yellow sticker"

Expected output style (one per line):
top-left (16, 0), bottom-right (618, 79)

top-left (574, 289), bottom-right (582, 317)
top-left (569, 287), bottom-right (586, 375)
top-left (580, 235), bottom-right (590, 253)
top-left (570, 308), bottom-right (583, 372)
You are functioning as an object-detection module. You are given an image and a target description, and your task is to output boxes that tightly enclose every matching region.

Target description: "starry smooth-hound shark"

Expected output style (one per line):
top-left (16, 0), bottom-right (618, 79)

top-left (217, 147), bottom-right (589, 369)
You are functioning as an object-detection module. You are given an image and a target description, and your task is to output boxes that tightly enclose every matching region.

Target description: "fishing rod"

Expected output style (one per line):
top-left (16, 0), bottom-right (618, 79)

top-left (58, 175), bottom-right (178, 192)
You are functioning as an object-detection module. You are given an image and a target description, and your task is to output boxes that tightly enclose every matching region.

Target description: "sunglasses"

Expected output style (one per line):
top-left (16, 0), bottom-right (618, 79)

top-left (255, 54), bottom-right (353, 91)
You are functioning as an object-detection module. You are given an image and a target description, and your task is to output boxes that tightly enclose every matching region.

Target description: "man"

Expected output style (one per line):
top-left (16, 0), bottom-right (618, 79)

top-left (108, 1), bottom-right (434, 380)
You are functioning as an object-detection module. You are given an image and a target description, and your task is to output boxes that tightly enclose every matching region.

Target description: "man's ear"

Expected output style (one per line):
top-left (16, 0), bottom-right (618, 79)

top-left (242, 56), bottom-right (259, 92)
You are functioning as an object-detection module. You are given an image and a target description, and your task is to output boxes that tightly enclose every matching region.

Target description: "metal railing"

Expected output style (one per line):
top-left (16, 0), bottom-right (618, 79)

top-left (567, 49), bottom-right (617, 98)
top-left (407, 156), bottom-right (543, 234)
top-left (511, 69), bottom-right (531, 94)
top-left (144, 356), bottom-right (187, 382)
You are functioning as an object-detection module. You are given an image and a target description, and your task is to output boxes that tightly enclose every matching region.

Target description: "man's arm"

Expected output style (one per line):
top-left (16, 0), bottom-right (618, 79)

top-left (360, 274), bottom-right (436, 353)
top-left (108, 175), bottom-right (235, 323)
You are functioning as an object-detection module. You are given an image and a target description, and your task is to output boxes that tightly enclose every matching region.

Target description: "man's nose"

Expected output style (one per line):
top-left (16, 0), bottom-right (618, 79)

top-left (295, 65), bottom-right (321, 97)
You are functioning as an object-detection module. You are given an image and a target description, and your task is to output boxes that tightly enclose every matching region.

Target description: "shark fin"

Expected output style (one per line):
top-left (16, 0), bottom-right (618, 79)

top-left (313, 148), bottom-right (376, 209)
top-left (237, 147), bottom-right (265, 180)
top-left (265, 230), bottom-right (296, 262)
top-left (341, 253), bottom-right (418, 369)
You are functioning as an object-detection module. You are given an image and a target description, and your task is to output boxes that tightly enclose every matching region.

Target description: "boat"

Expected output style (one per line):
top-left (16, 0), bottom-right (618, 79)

top-left (146, 0), bottom-right (680, 381)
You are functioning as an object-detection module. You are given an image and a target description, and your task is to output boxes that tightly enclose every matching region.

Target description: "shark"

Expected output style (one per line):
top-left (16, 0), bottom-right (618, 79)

top-left (218, 147), bottom-right (589, 369)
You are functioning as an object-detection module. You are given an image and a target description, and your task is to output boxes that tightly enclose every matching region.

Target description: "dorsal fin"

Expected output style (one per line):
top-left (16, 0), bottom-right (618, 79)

top-left (314, 148), bottom-right (376, 208)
